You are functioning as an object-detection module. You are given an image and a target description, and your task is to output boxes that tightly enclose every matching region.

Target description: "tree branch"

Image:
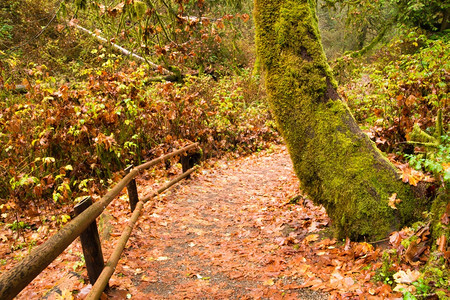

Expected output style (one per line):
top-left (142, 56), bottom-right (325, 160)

top-left (74, 24), bottom-right (172, 75)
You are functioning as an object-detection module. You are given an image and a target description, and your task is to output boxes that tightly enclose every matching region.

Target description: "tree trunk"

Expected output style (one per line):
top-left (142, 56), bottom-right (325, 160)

top-left (254, 0), bottom-right (427, 240)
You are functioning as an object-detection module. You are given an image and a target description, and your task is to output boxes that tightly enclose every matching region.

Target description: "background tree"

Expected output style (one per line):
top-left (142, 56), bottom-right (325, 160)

top-left (254, 0), bottom-right (430, 239)
top-left (318, 0), bottom-right (449, 59)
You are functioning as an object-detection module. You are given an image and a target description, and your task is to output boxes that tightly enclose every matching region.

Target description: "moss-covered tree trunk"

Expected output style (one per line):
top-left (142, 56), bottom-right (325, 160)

top-left (254, 0), bottom-right (426, 239)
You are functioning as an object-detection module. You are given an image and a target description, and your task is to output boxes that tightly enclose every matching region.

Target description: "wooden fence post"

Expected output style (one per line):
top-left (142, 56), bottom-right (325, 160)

top-left (181, 152), bottom-right (201, 179)
top-left (74, 196), bottom-right (106, 287)
top-left (125, 165), bottom-right (139, 212)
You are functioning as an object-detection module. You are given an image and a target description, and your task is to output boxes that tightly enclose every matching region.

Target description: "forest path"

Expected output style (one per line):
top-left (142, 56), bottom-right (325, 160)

top-left (12, 145), bottom-right (389, 299)
top-left (109, 145), bottom-right (330, 299)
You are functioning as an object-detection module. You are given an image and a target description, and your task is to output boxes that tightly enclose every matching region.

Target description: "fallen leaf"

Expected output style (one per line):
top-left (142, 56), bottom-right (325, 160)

top-left (77, 284), bottom-right (92, 298)
top-left (393, 283), bottom-right (416, 293)
top-left (436, 235), bottom-right (447, 252)
top-left (263, 278), bottom-right (275, 286)
top-left (405, 95), bottom-right (417, 107)
top-left (400, 167), bottom-right (424, 186)
top-left (393, 269), bottom-right (421, 284)
top-left (404, 240), bottom-right (420, 264)
top-left (388, 193), bottom-right (401, 209)
top-left (389, 231), bottom-right (402, 248)
top-left (55, 289), bottom-right (73, 300)
top-left (156, 256), bottom-right (169, 261)
top-left (330, 271), bottom-right (344, 285)
top-left (444, 251), bottom-right (450, 263)
top-left (300, 278), bottom-right (323, 288)
top-left (228, 271), bottom-right (243, 279)
top-left (354, 242), bottom-right (374, 257)
top-left (0, 234), bottom-right (7, 242)
top-left (343, 277), bottom-right (355, 288)
top-left (344, 237), bottom-right (351, 251)
top-left (441, 204), bottom-right (450, 225)
top-left (303, 234), bottom-right (319, 243)
top-left (141, 274), bottom-right (157, 283)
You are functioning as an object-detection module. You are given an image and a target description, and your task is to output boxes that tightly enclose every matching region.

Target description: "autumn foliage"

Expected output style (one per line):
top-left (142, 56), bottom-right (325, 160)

top-left (1, 65), bottom-right (278, 208)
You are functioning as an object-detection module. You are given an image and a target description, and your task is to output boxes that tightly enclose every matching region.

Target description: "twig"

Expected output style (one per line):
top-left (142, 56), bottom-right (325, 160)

top-left (367, 237), bottom-right (390, 245)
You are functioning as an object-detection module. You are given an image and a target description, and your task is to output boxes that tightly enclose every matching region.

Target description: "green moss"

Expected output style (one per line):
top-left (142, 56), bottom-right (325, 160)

top-left (373, 249), bottom-right (398, 284)
top-left (420, 252), bottom-right (450, 299)
top-left (401, 234), bottom-right (419, 249)
top-left (255, 0), bottom-right (422, 239)
top-left (430, 192), bottom-right (450, 242)
top-left (409, 124), bottom-right (439, 145)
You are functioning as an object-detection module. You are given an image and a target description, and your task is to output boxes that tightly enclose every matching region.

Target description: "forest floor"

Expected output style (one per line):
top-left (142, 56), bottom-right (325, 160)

top-left (6, 145), bottom-right (411, 299)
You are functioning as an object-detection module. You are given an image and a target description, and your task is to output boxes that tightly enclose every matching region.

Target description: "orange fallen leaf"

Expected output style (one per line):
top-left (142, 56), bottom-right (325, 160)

top-left (388, 193), bottom-right (402, 209)
top-left (359, 242), bottom-right (374, 253)
top-left (405, 95), bottom-right (417, 107)
top-left (304, 234), bottom-right (319, 243)
top-left (241, 13), bottom-right (250, 22)
top-left (141, 274), bottom-right (157, 283)
top-left (444, 251), bottom-right (450, 263)
top-left (330, 271), bottom-right (344, 285)
top-left (343, 276), bottom-right (355, 288)
top-left (404, 240), bottom-right (421, 265)
top-left (300, 278), bottom-right (323, 288)
top-left (436, 235), bottom-right (447, 252)
top-left (389, 231), bottom-right (402, 248)
top-left (400, 167), bottom-right (424, 186)
top-left (55, 289), bottom-right (73, 300)
top-left (263, 278), bottom-right (275, 286)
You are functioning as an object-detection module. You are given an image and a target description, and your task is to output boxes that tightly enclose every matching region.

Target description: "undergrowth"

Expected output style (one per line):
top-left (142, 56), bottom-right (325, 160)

top-left (0, 57), bottom-right (278, 211)
top-left (337, 29), bottom-right (449, 187)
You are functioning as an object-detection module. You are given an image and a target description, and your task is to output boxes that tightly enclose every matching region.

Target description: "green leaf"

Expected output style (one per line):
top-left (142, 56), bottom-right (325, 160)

top-left (403, 291), bottom-right (417, 300)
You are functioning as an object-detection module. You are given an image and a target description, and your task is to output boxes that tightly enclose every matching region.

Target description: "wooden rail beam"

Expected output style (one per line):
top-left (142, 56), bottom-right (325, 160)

top-left (0, 169), bottom-right (138, 300)
top-left (135, 143), bottom-right (198, 171)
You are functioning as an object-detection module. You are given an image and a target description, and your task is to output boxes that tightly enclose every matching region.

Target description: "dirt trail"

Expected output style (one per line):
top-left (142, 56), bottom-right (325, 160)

top-left (110, 145), bottom-right (329, 299)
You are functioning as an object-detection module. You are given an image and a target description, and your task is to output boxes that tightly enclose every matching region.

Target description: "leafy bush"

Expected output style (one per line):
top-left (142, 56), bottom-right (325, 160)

top-left (0, 58), bottom-right (277, 208)
top-left (338, 30), bottom-right (449, 153)
top-left (405, 134), bottom-right (450, 188)
top-left (394, 0), bottom-right (450, 32)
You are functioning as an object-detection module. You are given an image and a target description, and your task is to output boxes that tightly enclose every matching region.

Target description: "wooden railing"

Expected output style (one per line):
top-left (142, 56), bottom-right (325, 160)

top-left (0, 143), bottom-right (199, 300)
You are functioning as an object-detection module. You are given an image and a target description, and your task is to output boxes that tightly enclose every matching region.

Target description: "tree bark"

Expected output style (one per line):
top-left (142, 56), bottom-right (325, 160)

top-left (254, 0), bottom-right (427, 239)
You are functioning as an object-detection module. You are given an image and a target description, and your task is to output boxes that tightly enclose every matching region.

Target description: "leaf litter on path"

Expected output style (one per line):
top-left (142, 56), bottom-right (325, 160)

top-left (102, 145), bottom-right (398, 299)
top-left (113, 145), bottom-right (330, 299)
